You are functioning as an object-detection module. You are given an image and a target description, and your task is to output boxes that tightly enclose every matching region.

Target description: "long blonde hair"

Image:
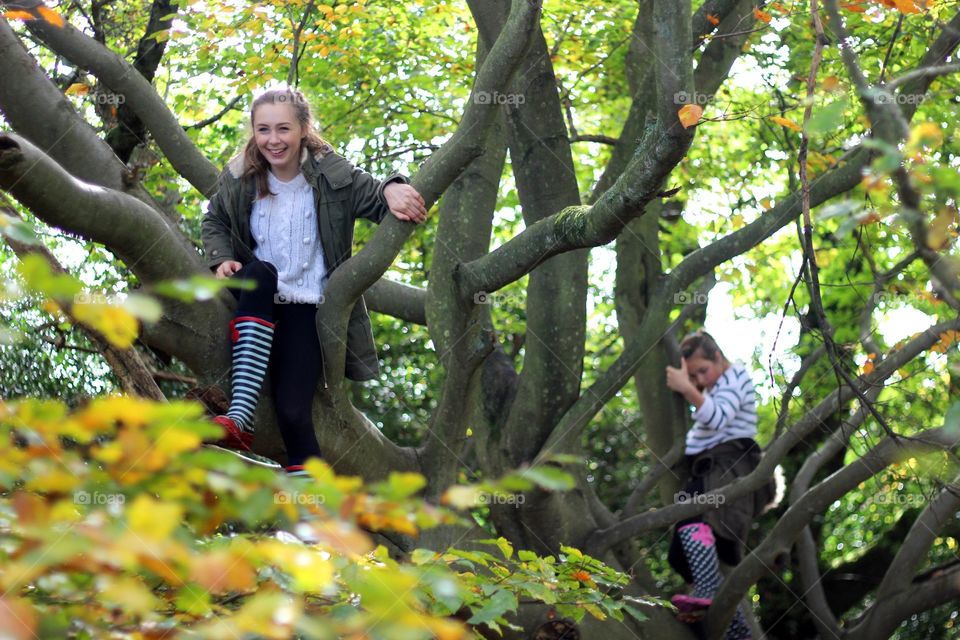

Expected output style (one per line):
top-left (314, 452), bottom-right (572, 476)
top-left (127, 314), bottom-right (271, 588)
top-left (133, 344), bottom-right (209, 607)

top-left (243, 87), bottom-right (332, 199)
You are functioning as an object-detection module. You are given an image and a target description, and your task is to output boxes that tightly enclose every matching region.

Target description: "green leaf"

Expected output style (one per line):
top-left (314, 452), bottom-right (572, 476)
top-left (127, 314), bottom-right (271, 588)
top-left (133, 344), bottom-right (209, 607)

top-left (16, 254), bottom-right (82, 300)
top-left (411, 548), bottom-right (438, 565)
top-left (370, 471), bottom-right (427, 499)
top-left (0, 212), bottom-right (40, 246)
top-left (623, 603), bottom-right (649, 622)
top-left (467, 588), bottom-right (517, 625)
top-left (517, 549), bottom-right (539, 562)
top-left (805, 96), bottom-right (849, 136)
top-left (521, 465), bottom-right (575, 491)
top-left (475, 536), bottom-right (513, 560)
top-left (153, 275), bottom-right (254, 302)
top-left (944, 400), bottom-right (960, 435)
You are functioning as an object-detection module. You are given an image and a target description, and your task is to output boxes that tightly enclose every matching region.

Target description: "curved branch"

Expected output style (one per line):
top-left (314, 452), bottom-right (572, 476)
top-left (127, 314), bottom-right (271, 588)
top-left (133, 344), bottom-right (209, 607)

top-left (458, 118), bottom-right (691, 298)
top-left (0, 133), bottom-right (201, 284)
top-left (0, 18), bottom-right (153, 200)
top-left (365, 278), bottom-right (426, 325)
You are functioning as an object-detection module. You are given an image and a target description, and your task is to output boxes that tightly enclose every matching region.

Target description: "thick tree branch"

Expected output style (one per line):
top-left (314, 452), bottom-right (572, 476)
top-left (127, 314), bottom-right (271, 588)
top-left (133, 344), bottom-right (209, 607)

top-left (856, 474), bottom-right (960, 638)
top-left (458, 118), bottom-right (691, 298)
top-left (365, 278), bottom-right (427, 325)
top-left (419, 22), bottom-right (509, 493)
top-left (790, 385), bottom-right (883, 640)
top-left (0, 133), bottom-right (200, 284)
top-left (469, 0), bottom-right (589, 467)
top-left (0, 17), bottom-right (168, 207)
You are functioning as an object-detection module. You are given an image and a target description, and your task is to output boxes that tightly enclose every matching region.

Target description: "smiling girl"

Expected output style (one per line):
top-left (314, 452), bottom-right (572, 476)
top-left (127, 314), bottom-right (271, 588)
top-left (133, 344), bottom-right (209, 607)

top-left (201, 87), bottom-right (426, 475)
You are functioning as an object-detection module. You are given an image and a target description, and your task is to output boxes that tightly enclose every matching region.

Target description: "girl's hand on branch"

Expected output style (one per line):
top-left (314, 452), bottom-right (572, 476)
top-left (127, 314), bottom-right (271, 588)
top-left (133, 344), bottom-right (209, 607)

top-left (665, 359), bottom-right (694, 394)
top-left (384, 182), bottom-right (427, 223)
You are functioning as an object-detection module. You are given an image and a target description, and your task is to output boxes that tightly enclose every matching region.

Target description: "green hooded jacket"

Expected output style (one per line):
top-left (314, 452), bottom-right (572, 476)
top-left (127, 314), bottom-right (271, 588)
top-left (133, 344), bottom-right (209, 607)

top-left (201, 144), bottom-right (408, 383)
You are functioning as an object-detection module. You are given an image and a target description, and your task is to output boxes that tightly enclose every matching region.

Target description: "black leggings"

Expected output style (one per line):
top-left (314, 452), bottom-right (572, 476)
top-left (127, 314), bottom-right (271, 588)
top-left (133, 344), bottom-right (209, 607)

top-left (229, 260), bottom-right (323, 465)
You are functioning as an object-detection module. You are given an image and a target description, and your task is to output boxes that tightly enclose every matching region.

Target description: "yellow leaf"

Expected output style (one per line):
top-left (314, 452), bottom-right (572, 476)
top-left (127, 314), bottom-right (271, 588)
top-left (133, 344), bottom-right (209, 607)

top-left (127, 494), bottom-right (183, 540)
top-left (153, 426), bottom-right (202, 456)
top-left (100, 577), bottom-right (159, 616)
top-left (770, 115), bottom-right (802, 132)
top-left (754, 7), bottom-right (773, 23)
top-left (77, 394), bottom-right (153, 431)
top-left (678, 104), bottom-right (703, 129)
top-left (908, 122), bottom-right (943, 150)
top-left (823, 75), bottom-right (842, 91)
top-left (928, 207), bottom-right (958, 251)
top-left (423, 618), bottom-right (469, 640)
top-left (37, 6), bottom-right (65, 27)
top-left (26, 468), bottom-right (80, 494)
top-left (72, 302), bottom-right (139, 348)
top-left (286, 548), bottom-right (334, 592)
top-left (441, 485), bottom-right (482, 508)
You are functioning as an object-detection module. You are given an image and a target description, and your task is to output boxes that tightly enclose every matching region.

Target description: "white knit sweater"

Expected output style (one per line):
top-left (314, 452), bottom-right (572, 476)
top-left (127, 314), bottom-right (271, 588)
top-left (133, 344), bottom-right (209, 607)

top-left (251, 171), bottom-right (327, 305)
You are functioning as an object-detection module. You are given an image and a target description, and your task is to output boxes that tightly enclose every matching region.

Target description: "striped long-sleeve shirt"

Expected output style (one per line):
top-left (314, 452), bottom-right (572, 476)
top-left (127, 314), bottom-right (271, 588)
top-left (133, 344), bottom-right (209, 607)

top-left (684, 362), bottom-right (758, 455)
